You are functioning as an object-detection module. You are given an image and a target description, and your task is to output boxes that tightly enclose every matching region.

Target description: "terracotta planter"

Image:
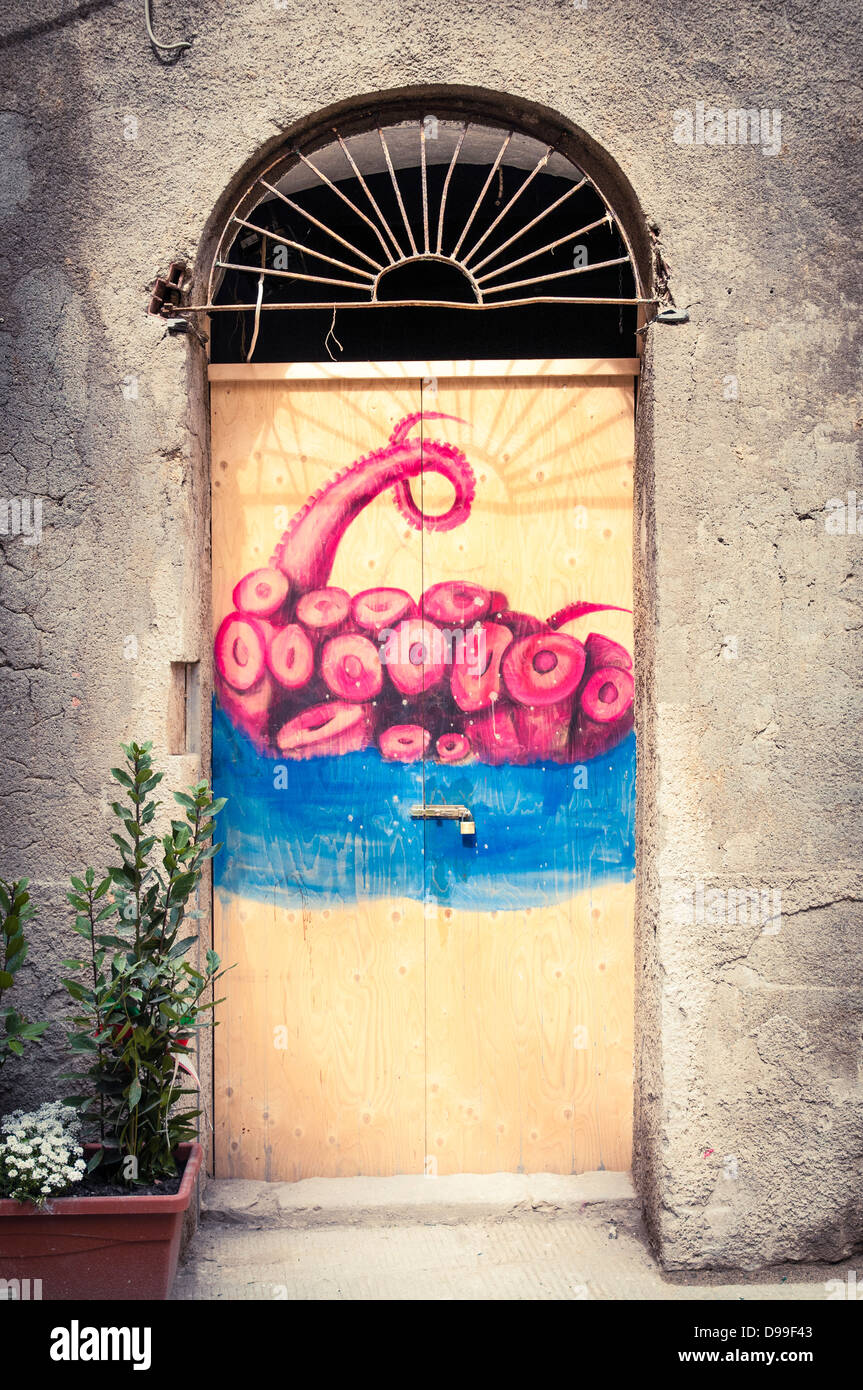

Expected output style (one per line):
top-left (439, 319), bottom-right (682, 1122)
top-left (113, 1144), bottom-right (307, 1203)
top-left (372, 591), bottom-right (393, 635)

top-left (0, 1141), bottom-right (201, 1301)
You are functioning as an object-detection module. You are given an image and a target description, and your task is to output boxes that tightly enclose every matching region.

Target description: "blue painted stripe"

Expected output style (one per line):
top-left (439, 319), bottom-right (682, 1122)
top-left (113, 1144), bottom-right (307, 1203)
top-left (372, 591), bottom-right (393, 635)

top-left (213, 703), bottom-right (635, 911)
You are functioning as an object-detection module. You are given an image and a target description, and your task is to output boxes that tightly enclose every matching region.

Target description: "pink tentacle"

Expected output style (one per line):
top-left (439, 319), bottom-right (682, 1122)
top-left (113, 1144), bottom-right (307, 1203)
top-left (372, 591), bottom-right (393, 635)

top-left (547, 601), bottom-right (632, 629)
top-left (388, 411), bottom-right (466, 445)
top-left (389, 413), bottom-right (472, 533)
top-left (391, 438), bottom-right (475, 534)
top-left (271, 413), bottom-right (475, 592)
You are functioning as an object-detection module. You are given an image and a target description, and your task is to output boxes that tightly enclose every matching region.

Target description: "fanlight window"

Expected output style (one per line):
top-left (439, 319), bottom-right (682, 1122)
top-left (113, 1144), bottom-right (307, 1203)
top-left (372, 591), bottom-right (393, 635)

top-left (208, 118), bottom-right (647, 314)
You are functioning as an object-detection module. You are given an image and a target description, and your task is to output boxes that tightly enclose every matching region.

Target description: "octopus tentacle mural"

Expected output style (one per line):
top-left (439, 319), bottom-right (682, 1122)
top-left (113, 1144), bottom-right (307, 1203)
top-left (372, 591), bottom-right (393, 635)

top-left (269, 412), bottom-right (476, 592)
top-left (214, 414), bottom-right (633, 767)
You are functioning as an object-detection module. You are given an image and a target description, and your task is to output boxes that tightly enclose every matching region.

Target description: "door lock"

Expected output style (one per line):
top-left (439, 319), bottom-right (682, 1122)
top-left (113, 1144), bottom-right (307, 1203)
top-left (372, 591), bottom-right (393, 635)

top-left (410, 803), bottom-right (475, 839)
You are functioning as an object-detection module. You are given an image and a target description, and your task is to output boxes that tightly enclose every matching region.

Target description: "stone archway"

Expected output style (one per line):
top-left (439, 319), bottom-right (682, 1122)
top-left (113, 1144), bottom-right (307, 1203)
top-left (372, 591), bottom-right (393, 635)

top-left (184, 87), bottom-right (656, 1185)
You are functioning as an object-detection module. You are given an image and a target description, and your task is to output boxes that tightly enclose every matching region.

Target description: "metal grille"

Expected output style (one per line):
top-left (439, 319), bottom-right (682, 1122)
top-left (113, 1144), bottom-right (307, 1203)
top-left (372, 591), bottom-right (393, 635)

top-left (192, 118), bottom-right (650, 317)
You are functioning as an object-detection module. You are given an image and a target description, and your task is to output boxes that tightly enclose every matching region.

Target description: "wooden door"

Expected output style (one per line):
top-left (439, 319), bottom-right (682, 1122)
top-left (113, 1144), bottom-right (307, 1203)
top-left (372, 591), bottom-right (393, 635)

top-left (210, 360), bottom-right (636, 1179)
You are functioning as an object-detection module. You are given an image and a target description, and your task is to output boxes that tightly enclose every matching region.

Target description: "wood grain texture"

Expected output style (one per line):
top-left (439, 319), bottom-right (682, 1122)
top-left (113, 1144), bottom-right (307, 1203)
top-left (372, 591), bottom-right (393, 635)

top-left (212, 378), bottom-right (425, 1178)
top-left (211, 379), bottom-right (419, 633)
top-left (211, 369), bottom-right (635, 1178)
top-left (421, 376), bottom-right (634, 1174)
top-left (214, 894), bottom-right (425, 1179)
top-left (414, 375), bottom-right (634, 650)
top-left (424, 885), bottom-right (633, 1175)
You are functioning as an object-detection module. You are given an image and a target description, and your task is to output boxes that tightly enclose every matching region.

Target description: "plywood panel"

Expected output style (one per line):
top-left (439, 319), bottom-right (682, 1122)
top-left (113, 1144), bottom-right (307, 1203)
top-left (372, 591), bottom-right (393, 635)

top-left (414, 375), bottom-right (634, 652)
top-left (212, 379), bottom-right (426, 1178)
top-left (211, 379), bottom-right (421, 632)
top-left (215, 895), bottom-right (425, 1179)
top-left (211, 368), bottom-right (635, 1180)
top-left (424, 884), bottom-right (633, 1174)
top-left (420, 376), bottom-right (634, 1173)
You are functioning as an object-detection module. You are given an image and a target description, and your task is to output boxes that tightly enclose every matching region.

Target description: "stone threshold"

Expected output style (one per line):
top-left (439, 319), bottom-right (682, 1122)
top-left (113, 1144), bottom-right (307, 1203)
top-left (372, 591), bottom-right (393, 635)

top-left (201, 1170), bottom-right (638, 1229)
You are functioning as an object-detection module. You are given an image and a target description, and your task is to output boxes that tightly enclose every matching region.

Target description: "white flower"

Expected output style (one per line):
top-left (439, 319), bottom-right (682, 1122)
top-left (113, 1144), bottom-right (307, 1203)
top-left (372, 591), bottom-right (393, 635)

top-left (0, 1101), bottom-right (86, 1205)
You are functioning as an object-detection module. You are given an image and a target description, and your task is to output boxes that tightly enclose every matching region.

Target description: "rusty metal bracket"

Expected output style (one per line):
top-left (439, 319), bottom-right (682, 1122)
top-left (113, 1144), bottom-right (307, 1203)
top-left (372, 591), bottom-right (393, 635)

top-left (147, 260), bottom-right (188, 317)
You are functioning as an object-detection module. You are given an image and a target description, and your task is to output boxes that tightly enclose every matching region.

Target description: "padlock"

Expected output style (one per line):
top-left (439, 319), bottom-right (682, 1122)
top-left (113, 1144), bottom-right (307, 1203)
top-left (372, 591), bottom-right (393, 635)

top-left (460, 818), bottom-right (476, 839)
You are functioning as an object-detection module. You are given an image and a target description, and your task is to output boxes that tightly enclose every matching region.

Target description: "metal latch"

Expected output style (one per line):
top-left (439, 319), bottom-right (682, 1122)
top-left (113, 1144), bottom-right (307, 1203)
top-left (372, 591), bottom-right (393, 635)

top-left (148, 260), bottom-right (188, 317)
top-left (410, 803), bottom-right (475, 839)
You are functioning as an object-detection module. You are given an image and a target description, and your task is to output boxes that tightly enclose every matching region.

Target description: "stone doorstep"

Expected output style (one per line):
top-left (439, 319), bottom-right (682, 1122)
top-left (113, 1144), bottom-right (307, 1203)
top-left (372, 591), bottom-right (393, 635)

top-left (201, 1170), bottom-right (638, 1230)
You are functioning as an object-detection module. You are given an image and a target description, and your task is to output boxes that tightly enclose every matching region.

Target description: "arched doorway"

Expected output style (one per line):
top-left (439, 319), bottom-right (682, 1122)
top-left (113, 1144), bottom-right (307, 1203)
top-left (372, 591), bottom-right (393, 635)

top-left (197, 95), bottom-right (651, 1180)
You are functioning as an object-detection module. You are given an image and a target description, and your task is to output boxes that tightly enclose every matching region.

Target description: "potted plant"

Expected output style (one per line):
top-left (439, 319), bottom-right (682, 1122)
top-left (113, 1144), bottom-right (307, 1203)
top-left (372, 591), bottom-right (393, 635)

top-left (0, 742), bottom-right (229, 1300)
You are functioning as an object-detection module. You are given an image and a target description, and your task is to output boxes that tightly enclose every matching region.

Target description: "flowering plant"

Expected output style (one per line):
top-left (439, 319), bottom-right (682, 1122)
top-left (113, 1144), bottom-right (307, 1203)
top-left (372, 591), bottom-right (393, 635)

top-left (0, 1101), bottom-right (86, 1207)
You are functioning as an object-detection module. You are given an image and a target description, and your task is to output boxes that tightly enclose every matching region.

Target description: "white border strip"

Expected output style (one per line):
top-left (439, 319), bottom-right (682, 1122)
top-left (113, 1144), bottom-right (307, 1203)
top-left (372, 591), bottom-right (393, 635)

top-left (207, 358), bottom-right (640, 382)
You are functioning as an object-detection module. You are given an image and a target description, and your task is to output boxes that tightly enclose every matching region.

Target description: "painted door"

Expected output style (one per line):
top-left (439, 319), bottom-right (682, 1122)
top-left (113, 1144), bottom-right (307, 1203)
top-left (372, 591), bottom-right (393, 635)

top-left (210, 360), bottom-right (636, 1179)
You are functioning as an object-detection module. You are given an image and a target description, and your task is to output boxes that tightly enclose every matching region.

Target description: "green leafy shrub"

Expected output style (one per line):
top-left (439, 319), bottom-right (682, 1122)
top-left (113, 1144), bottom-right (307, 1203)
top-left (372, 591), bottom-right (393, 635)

top-left (0, 878), bottom-right (49, 1070)
top-left (62, 741), bottom-right (229, 1183)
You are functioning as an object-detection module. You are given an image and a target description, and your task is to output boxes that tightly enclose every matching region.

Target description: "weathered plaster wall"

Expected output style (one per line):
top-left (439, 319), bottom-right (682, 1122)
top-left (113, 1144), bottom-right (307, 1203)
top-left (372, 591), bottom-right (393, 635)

top-left (0, 0), bottom-right (860, 1270)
